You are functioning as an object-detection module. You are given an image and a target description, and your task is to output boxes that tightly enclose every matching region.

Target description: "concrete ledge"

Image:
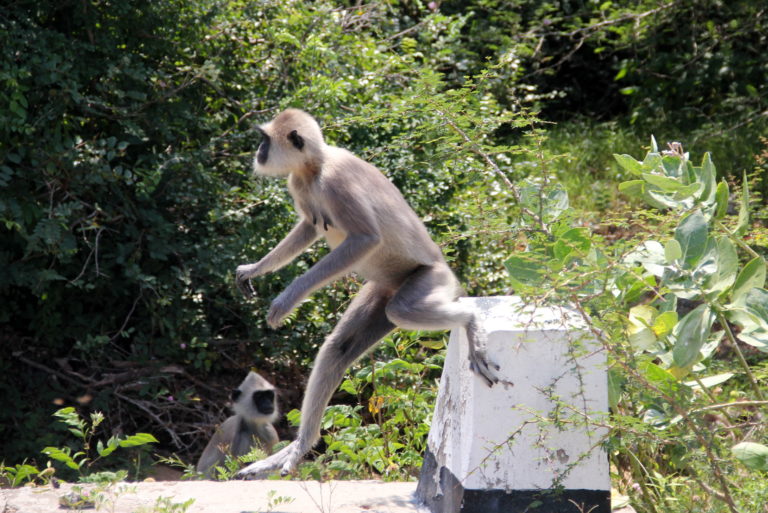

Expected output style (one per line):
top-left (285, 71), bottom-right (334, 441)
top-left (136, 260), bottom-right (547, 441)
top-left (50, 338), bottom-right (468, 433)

top-left (417, 296), bottom-right (610, 513)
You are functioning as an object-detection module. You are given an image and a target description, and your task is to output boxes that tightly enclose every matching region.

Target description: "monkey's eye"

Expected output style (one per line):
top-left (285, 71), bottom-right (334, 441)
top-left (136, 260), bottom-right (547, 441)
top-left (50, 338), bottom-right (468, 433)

top-left (231, 389), bottom-right (242, 401)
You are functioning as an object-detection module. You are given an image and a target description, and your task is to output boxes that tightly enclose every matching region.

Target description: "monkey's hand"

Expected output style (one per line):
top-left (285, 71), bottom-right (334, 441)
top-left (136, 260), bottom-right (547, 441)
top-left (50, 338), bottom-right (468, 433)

top-left (236, 440), bottom-right (305, 479)
top-left (266, 290), bottom-right (296, 328)
top-left (235, 263), bottom-right (262, 299)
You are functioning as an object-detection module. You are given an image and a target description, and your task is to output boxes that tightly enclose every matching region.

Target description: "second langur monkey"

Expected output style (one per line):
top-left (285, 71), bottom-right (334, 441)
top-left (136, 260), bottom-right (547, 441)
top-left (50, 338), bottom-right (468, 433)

top-left (196, 371), bottom-right (279, 478)
top-left (235, 109), bottom-right (499, 478)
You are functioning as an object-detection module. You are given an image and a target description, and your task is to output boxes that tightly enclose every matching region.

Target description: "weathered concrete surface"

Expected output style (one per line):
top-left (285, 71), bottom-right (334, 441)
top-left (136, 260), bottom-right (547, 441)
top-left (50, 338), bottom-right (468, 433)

top-left (417, 296), bottom-right (610, 513)
top-left (1, 480), bottom-right (424, 513)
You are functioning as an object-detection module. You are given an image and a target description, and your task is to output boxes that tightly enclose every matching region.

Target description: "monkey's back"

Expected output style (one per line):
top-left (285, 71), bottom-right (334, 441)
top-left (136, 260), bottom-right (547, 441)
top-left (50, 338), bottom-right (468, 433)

top-left (314, 146), bottom-right (447, 287)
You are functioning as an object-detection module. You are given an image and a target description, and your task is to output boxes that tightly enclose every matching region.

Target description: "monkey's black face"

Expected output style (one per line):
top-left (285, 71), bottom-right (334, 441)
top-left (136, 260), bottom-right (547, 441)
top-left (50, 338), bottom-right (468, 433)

top-left (256, 128), bottom-right (271, 165)
top-left (252, 390), bottom-right (275, 415)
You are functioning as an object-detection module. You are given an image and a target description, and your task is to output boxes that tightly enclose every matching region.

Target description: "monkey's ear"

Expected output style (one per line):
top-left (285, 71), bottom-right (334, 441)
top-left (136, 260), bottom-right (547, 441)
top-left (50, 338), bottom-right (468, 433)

top-left (231, 389), bottom-right (242, 401)
top-left (288, 130), bottom-right (304, 151)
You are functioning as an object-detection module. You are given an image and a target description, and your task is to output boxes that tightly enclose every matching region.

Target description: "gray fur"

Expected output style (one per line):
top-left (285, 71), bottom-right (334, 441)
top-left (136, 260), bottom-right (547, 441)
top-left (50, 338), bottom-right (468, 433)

top-left (196, 371), bottom-right (279, 478)
top-left (235, 109), bottom-right (499, 479)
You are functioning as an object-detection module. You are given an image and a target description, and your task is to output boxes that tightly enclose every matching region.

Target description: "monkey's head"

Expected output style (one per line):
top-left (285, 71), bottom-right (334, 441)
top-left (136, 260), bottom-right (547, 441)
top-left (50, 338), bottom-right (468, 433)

top-left (253, 109), bottom-right (325, 177)
top-left (231, 371), bottom-right (279, 424)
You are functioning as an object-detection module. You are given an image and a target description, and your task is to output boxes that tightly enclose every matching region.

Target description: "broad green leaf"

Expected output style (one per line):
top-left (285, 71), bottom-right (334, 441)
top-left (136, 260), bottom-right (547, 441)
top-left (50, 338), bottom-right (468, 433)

top-left (645, 189), bottom-right (683, 209)
top-left (614, 154), bottom-right (644, 175)
top-left (339, 379), bottom-right (358, 395)
top-left (703, 236), bottom-right (738, 299)
top-left (624, 241), bottom-right (666, 277)
top-left (102, 436), bottom-right (120, 457)
top-left (738, 330), bottom-right (768, 351)
top-left (732, 442), bottom-right (768, 471)
top-left (553, 228), bottom-right (591, 262)
top-left (642, 173), bottom-right (689, 192)
top-left (118, 433), bottom-right (158, 447)
top-left (734, 171), bottom-right (750, 236)
top-left (42, 447), bottom-right (81, 470)
top-left (683, 372), bottom-right (734, 390)
top-left (650, 135), bottom-right (659, 153)
top-left (652, 311), bottom-right (678, 337)
top-left (607, 369), bottom-right (626, 409)
top-left (731, 257), bottom-right (767, 304)
top-left (740, 288), bottom-right (768, 326)
top-left (714, 181), bottom-right (729, 219)
top-left (418, 339), bottom-right (445, 350)
top-left (672, 183), bottom-right (702, 200)
top-left (286, 409), bottom-right (301, 427)
top-left (628, 305), bottom-right (658, 351)
top-left (618, 180), bottom-right (644, 197)
top-left (698, 153), bottom-right (716, 203)
top-left (672, 304), bottom-right (714, 368)
top-left (674, 210), bottom-right (708, 267)
top-left (733, 288), bottom-right (768, 351)
top-left (639, 361), bottom-right (679, 396)
top-left (504, 255), bottom-right (545, 288)
top-left (664, 239), bottom-right (682, 263)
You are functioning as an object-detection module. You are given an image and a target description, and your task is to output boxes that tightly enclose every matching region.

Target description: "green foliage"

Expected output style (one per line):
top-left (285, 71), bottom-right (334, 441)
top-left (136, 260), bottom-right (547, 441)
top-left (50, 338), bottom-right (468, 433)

top-left (0, 0), bottom-right (481, 463)
top-left (197, 444), bottom-right (271, 482)
top-left (1, 407), bottom-right (156, 485)
top-left (291, 332), bottom-right (443, 481)
top-left (495, 135), bottom-right (767, 512)
top-left (1, 1), bottom-right (766, 509)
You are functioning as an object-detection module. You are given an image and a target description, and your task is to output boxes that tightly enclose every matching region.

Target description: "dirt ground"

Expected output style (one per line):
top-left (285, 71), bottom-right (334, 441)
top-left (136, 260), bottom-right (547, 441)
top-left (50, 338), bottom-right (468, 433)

top-left (1, 479), bottom-right (424, 513)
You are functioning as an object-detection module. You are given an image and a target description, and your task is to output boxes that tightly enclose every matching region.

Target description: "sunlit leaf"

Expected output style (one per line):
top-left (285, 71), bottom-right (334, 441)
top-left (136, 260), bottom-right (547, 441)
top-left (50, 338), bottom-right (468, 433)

top-left (504, 255), bottom-right (545, 288)
top-left (732, 442), bottom-right (768, 471)
top-left (734, 171), bottom-right (750, 236)
top-left (703, 236), bottom-right (738, 299)
top-left (118, 433), bottom-right (158, 448)
top-left (683, 372), bottom-right (734, 390)
top-left (628, 305), bottom-right (658, 351)
top-left (607, 369), bottom-right (625, 409)
top-left (614, 154), bottom-right (644, 175)
top-left (664, 239), bottom-right (682, 264)
top-left (652, 311), bottom-right (678, 337)
top-left (674, 210), bottom-right (708, 267)
top-left (553, 228), bottom-right (591, 262)
top-left (642, 173), bottom-right (689, 192)
top-left (714, 181), bottom-right (729, 219)
top-left (731, 257), bottom-right (767, 304)
top-left (672, 304), bottom-right (714, 368)
top-left (618, 179), bottom-right (644, 196)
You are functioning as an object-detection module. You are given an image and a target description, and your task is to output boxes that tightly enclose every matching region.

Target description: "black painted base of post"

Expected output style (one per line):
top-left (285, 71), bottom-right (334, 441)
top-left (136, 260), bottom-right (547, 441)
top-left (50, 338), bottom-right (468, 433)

top-left (416, 448), bottom-right (611, 513)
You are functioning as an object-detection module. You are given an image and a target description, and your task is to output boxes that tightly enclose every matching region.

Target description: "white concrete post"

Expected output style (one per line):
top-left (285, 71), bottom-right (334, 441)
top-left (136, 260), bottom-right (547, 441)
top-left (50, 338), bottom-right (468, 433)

top-left (416, 296), bottom-right (610, 513)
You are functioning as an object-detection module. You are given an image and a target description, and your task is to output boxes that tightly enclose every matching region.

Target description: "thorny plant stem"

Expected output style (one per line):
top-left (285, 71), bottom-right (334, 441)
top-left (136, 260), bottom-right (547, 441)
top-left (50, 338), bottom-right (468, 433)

top-left (718, 311), bottom-right (765, 401)
top-left (431, 107), bottom-right (550, 234)
top-left (716, 219), bottom-right (761, 260)
top-left (692, 400), bottom-right (768, 414)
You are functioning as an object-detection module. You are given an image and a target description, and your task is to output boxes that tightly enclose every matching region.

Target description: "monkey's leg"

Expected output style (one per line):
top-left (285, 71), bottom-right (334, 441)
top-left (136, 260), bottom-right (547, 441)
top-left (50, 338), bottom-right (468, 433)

top-left (237, 283), bottom-right (395, 479)
top-left (386, 264), bottom-right (500, 386)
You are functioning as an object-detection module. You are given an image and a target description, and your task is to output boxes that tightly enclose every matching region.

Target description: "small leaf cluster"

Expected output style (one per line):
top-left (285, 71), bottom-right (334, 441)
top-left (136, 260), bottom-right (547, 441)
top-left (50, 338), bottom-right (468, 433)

top-left (1, 407), bottom-right (157, 485)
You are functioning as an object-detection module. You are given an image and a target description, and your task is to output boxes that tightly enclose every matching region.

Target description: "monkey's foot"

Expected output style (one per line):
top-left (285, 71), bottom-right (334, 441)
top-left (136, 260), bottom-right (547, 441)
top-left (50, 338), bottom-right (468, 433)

top-left (236, 441), bottom-right (306, 479)
top-left (470, 355), bottom-right (501, 387)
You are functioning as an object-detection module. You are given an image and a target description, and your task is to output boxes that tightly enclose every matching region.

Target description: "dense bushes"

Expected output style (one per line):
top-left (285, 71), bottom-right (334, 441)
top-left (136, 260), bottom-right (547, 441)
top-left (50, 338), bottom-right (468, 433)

top-left (0, 0), bottom-right (481, 464)
top-left (1, 1), bottom-right (767, 510)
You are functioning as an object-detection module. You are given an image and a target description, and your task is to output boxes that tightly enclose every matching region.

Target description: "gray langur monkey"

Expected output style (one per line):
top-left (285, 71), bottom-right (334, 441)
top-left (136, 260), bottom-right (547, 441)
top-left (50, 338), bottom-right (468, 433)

top-left (234, 108), bottom-right (499, 478)
top-left (196, 371), bottom-right (279, 478)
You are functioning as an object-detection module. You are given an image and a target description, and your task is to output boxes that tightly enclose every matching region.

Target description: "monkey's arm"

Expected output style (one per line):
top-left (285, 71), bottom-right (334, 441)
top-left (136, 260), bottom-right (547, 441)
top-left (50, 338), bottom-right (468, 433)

top-left (236, 220), bottom-right (318, 298)
top-left (266, 231), bottom-right (380, 327)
